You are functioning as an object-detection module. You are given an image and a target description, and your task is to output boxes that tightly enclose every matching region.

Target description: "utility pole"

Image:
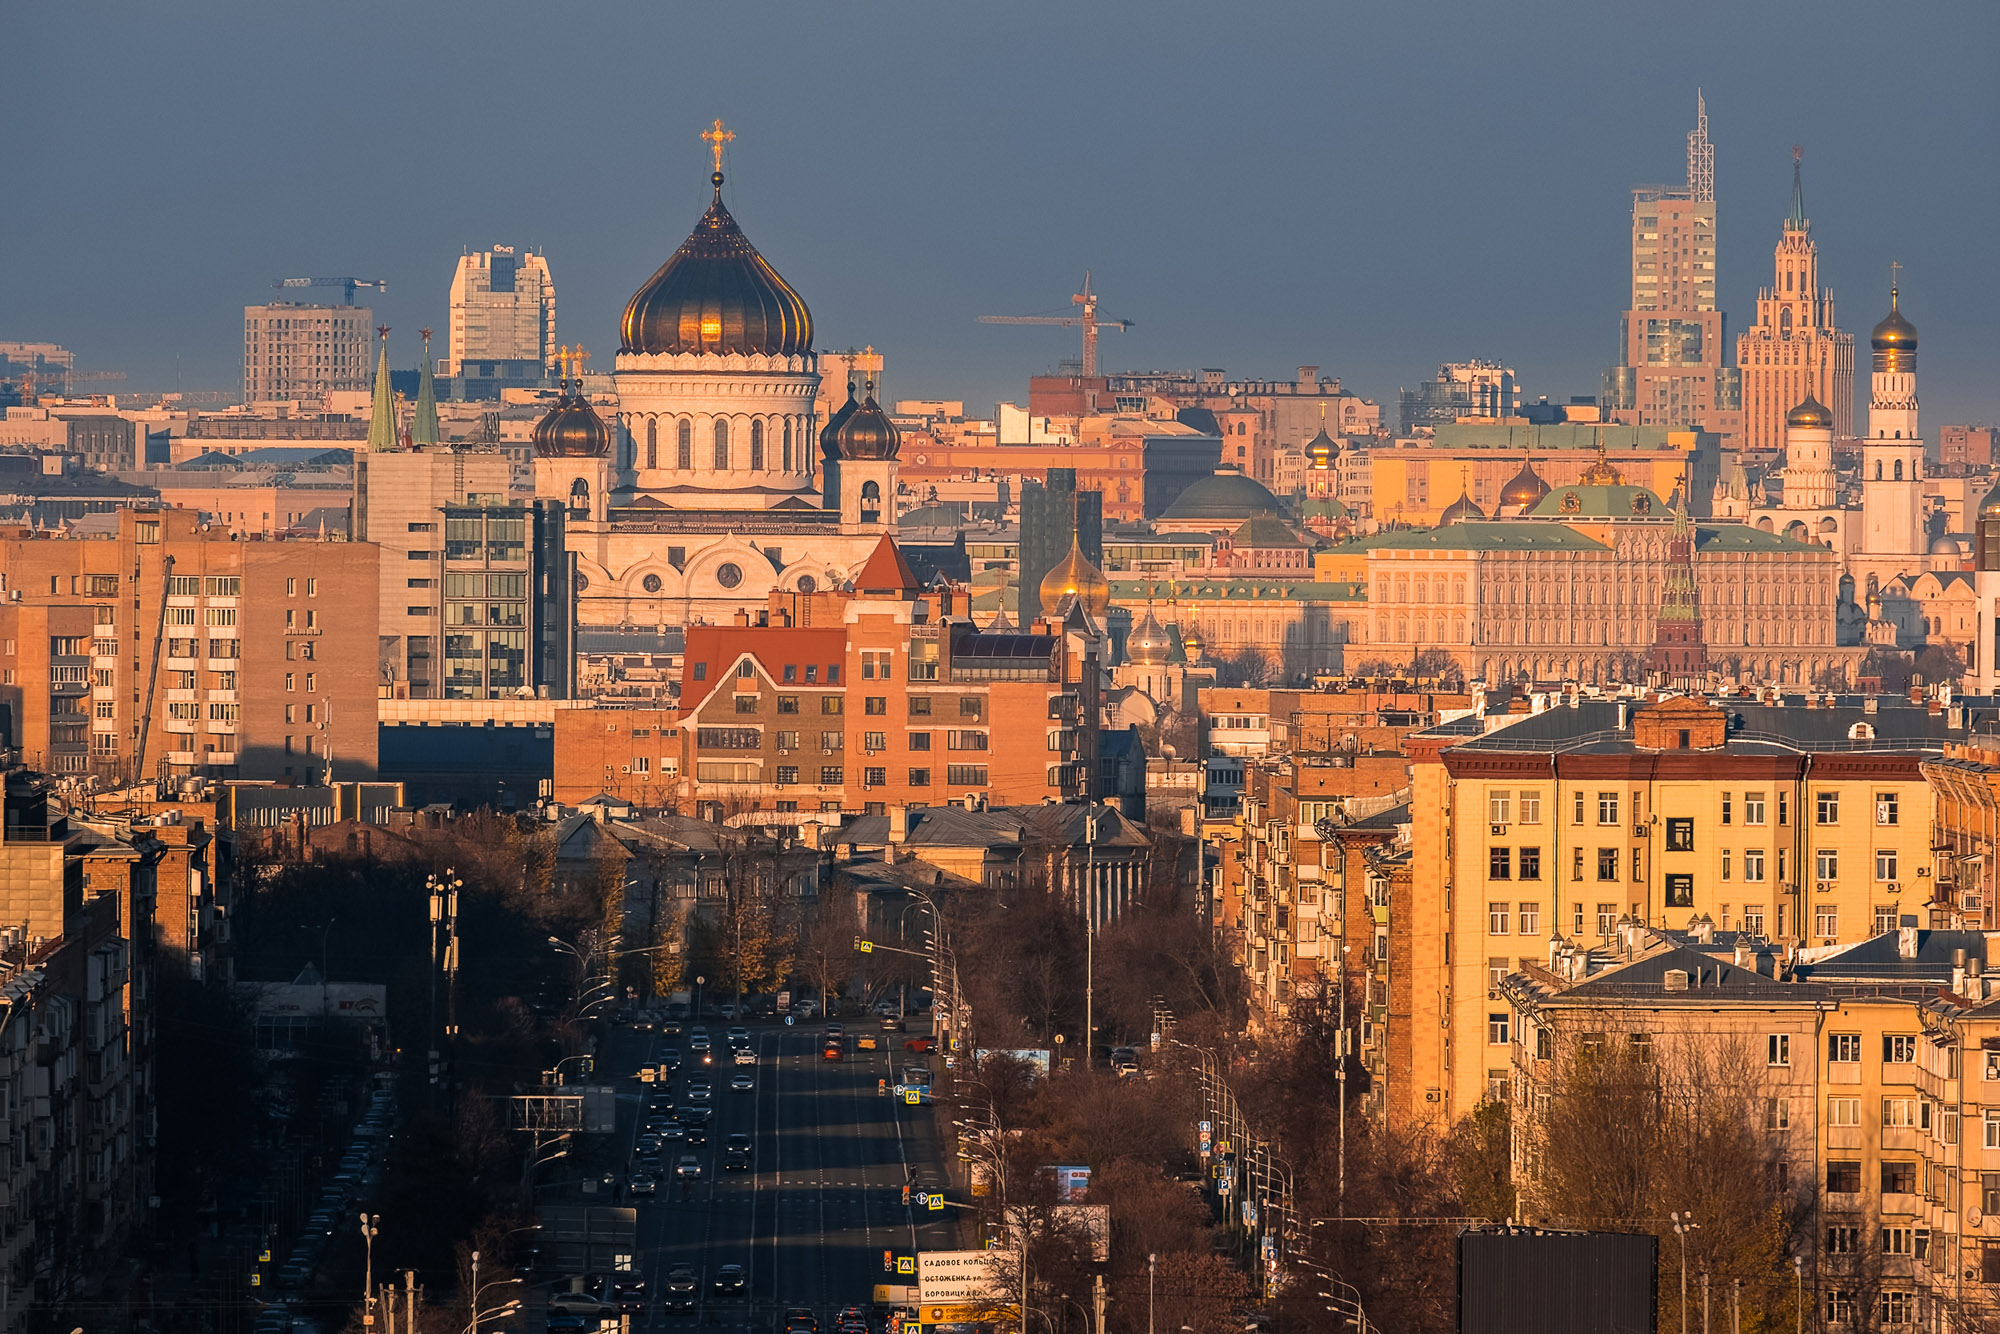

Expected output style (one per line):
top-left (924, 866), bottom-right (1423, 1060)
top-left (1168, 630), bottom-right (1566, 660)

top-left (1702, 1272), bottom-right (1710, 1334)
top-left (1093, 1274), bottom-right (1107, 1334)
top-left (359, 1213), bottom-right (379, 1332)
top-left (1147, 1253), bottom-right (1155, 1334)
top-left (1084, 808), bottom-right (1097, 1070)
top-left (1336, 942), bottom-right (1348, 1214)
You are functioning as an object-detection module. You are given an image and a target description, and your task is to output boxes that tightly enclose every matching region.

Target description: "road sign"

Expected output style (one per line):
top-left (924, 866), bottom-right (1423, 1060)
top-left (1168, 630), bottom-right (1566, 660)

top-left (898, 1256), bottom-right (916, 1275)
top-left (922, 1305), bottom-right (1018, 1327)
top-left (918, 1251), bottom-right (1009, 1306)
top-left (857, 938), bottom-right (876, 954)
top-left (906, 1090), bottom-right (921, 1105)
top-left (927, 1193), bottom-right (945, 1211)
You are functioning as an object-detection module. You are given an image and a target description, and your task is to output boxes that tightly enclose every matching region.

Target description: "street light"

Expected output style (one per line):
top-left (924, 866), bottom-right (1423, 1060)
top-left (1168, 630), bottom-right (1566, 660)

top-left (1671, 1213), bottom-right (1699, 1334)
top-left (1147, 1252), bottom-right (1156, 1334)
top-left (359, 1213), bottom-right (380, 1330)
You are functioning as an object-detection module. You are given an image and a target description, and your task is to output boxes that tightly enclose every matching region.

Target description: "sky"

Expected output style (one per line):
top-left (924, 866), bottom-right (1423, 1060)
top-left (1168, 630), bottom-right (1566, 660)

top-left (5, 1), bottom-right (1998, 428)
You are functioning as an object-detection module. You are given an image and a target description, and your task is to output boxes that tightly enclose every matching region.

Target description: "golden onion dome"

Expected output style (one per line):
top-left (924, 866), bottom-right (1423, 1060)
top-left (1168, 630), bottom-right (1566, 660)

top-left (1038, 535), bottom-right (1111, 619)
top-left (1871, 287), bottom-right (1918, 375)
top-left (1181, 623), bottom-right (1206, 661)
top-left (1305, 425), bottom-right (1338, 466)
top-left (1499, 455), bottom-right (1550, 509)
top-left (620, 170), bottom-right (814, 358)
top-left (1439, 489), bottom-right (1485, 525)
top-left (1127, 604), bottom-right (1171, 666)
top-left (821, 384), bottom-right (900, 462)
top-left (531, 383), bottom-right (611, 459)
top-left (1785, 393), bottom-right (1833, 430)
top-left (1980, 482), bottom-right (2000, 519)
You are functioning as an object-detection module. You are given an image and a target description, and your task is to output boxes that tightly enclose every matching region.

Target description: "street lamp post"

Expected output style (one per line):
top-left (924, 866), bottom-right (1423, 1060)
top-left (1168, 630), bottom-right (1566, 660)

top-left (1670, 1213), bottom-right (1698, 1334)
top-left (1147, 1252), bottom-right (1155, 1334)
top-left (359, 1213), bottom-right (379, 1330)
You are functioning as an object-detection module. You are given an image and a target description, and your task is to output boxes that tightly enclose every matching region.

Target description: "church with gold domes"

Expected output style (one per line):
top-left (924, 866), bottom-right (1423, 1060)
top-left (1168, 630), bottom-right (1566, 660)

top-left (531, 125), bottom-right (920, 632)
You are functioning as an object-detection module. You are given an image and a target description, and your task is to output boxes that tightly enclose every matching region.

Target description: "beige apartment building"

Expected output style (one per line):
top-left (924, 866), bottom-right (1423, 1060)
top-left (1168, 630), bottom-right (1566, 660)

top-left (243, 302), bottom-right (373, 404)
top-left (0, 507), bottom-right (378, 782)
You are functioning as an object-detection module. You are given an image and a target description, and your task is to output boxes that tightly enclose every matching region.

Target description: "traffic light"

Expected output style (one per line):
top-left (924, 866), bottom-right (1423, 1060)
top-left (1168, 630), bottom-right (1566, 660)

top-left (884, 1249), bottom-right (894, 1272)
top-left (902, 1184), bottom-right (911, 1206)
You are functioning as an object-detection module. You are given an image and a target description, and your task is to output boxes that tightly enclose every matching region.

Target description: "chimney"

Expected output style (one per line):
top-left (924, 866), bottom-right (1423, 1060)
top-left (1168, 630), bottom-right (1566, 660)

top-left (1898, 925), bottom-right (1919, 959)
top-left (733, 609), bottom-right (751, 627)
top-left (1911, 682), bottom-right (1925, 705)
top-left (1734, 939), bottom-right (1752, 969)
top-left (888, 805), bottom-right (909, 844)
top-left (1297, 365), bottom-right (1319, 388)
top-left (1616, 701), bottom-right (1630, 729)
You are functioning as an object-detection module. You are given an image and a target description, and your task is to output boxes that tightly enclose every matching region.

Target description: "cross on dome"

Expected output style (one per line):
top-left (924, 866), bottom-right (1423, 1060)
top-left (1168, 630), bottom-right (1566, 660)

top-left (702, 118), bottom-right (736, 177)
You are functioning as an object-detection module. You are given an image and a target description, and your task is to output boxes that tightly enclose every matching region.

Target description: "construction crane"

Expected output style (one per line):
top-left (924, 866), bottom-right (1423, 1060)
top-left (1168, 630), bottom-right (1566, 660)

top-left (979, 272), bottom-right (1132, 379)
top-left (271, 276), bottom-right (388, 305)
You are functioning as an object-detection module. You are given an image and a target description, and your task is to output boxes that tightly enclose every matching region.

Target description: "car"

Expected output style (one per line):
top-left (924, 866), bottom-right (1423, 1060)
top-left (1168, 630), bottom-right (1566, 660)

top-left (629, 1172), bottom-right (659, 1197)
top-left (716, 1001), bottom-right (739, 1019)
top-left (635, 1134), bottom-right (662, 1156)
top-left (686, 1124), bottom-right (708, 1146)
top-left (663, 1265), bottom-right (699, 1312)
top-left (904, 1036), bottom-right (937, 1054)
top-left (660, 1019), bottom-right (684, 1037)
top-left (822, 1039), bottom-right (844, 1061)
top-left (792, 998), bottom-right (819, 1018)
top-left (612, 1278), bottom-right (649, 1315)
top-left (783, 1308), bottom-right (819, 1333)
top-left (631, 1017), bottom-right (655, 1033)
top-left (643, 1114), bottom-right (678, 1134)
top-left (730, 1072), bottom-right (755, 1092)
top-left (544, 1317), bottom-right (590, 1334)
top-left (277, 1262), bottom-right (312, 1290)
top-left (658, 1121), bottom-right (687, 1141)
top-left (837, 1306), bottom-right (871, 1332)
top-left (734, 1046), bottom-right (757, 1066)
top-left (712, 1264), bottom-right (746, 1295)
top-left (659, 1050), bottom-right (683, 1072)
top-left (727, 1026), bottom-right (750, 1046)
top-left (879, 1014), bottom-right (904, 1031)
top-left (723, 1149), bottom-right (751, 1172)
top-left (676, 1154), bottom-right (703, 1179)
top-left (548, 1291), bottom-right (612, 1316)
top-left (681, 1106), bottom-right (712, 1126)
top-left (825, 1022), bottom-right (845, 1037)
top-left (690, 1025), bottom-right (709, 1042)
top-left (875, 999), bottom-right (900, 1016)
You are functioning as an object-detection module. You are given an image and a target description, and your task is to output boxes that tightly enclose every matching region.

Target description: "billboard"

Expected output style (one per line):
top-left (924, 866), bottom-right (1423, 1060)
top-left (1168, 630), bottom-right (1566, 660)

top-left (1458, 1228), bottom-right (1657, 1334)
top-left (917, 1250), bottom-right (1011, 1306)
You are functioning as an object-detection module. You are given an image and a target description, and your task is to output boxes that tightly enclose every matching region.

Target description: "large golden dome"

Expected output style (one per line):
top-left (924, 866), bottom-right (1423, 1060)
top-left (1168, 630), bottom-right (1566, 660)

top-left (1499, 455), bottom-right (1550, 510)
top-left (1038, 535), bottom-right (1111, 619)
top-left (620, 171), bottom-right (814, 358)
top-left (1870, 285), bottom-right (1917, 372)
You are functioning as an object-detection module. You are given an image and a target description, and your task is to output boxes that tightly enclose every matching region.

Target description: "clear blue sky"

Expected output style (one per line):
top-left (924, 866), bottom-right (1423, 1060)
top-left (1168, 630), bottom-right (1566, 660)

top-left (5, 1), bottom-right (1995, 427)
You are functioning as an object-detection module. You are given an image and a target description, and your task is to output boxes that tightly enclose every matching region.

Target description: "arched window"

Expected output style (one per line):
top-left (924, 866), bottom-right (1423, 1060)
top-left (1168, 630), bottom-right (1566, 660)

top-left (1780, 308), bottom-right (1792, 335)
top-left (568, 477), bottom-right (589, 515)
top-left (645, 419), bottom-right (658, 470)
top-left (750, 420), bottom-right (765, 471)
top-left (783, 419), bottom-right (794, 471)
top-left (713, 420), bottom-right (730, 470)
top-left (861, 480), bottom-right (881, 501)
top-left (1894, 459), bottom-right (1904, 481)
top-left (676, 419), bottom-right (692, 470)
top-left (1875, 461), bottom-right (1883, 481)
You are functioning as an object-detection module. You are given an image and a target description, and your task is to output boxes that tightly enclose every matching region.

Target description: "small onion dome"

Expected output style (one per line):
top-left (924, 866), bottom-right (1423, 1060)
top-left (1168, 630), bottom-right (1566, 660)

top-left (1980, 481), bottom-right (2000, 518)
top-left (1499, 456), bottom-right (1550, 510)
top-left (821, 391), bottom-right (900, 462)
top-left (620, 170), bottom-right (813, 358)
top-left (1038, 535), bottom-right (1111, 619)
top-left (1305, 425), bottom-right (1338, 467)
top-left (1439, 489), bottom-right (1485, 525)
top-left (1786, 394), bottom-right (1833, 429)
top-left (1181, 623), bottom-right (1206, 661)
top-left (1127, 605), bottom-right (1171, 666)
top-left (532, 386), bottom-right (610, 458)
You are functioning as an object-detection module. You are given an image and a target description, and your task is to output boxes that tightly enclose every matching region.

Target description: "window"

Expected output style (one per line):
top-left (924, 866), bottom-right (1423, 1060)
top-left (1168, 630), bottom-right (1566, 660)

top-left (1597, 792), bottom-right (1619, 825)
top-left (1816, 848), bottom-right (1839, 881)
top-left (1632, 848), bottom-right (1644, 882)
top-left (783, 666), bottom-right (797, 683)
top-left (820, 731), bottom-right (843, 752)
top-left (1876, 850), bottom-right (1899, 883)
top-left (1824, 1292), bottom-right (1855, 1326)
top-left (1827, 1226), bottom-right (1860, 1253)
top-left (1518, 902), bottom-right (1539, 935)
top-left (1665, 817), bottom-right (1694, 851)
top-left (1873, 905), bottom-right (1898, 936)
top-left (1721, 849), bottom-right (1732, 881)
top-left (1778, 792), bottom-right (1789, 826)
top-left (677, 420), bottom-right (692, 469)
top-left (1879, 1292), bottom-right (1913, 1327)
top-left (863, 767), bottom-right (887, 787)
top-left (1488, 1013), bottom-right (1509, 1045)
top-left (909, 732), bottom-right (931, 751)
top-left (1883, 1098), bottom-right (1917, 1127)
top-left (1665, 874), bottom-right (1694, 907)
top-left (775, 731), bottom-right (799, 750)
top-left (1830, 1096), bottom-right (1861, 1126)
top-left (1488, 848), bottom-right (1512, 881)
top-left (1596, 903), bottom-right (1617, 937)
top-left (947, 731), bottom-right (988, 751)
top-left (1721, 794), bottom-right (1732, 825)
top-left (735, 696), bottom-right (758, 715)
top-left (1596, 848), bottom-right (1618, 881)
top-left (1744, 792), bottom-right (1766, 825)
top-left (1768, 1033), bottom-right (1790, 1066)
top-left (1884, 1034), bottom-right (1917, 1064)
top-left (946, 765), bottom-right (989, 786)
top-left (822, 696), bottom-right (844, 715)
top-left (777, 696), bottom-right (800, 715)
top-left (1518, 791), bottom-right (1542, 825)
top-left (1573, 791), bottom-right (1586, 825)
top-left (959, 696), bottom-right (986, 720)
top-left (1744, 849), bottom-right (1766, 882)
top-left (908, 768), bottom-right (931, 787)
top-left (1882, 1162), bottom-right (1916, 1194)
top-left (1571, 848), bottom-right (1584, 881)
top-left (1883, 1226), bottom-right (1916, 1256)
top-left (1488, 791), bottom-right (1511, 824)
top-left (865, 697), bottom-right (887, 716)
top-left (1815, 906), bottom-right (1839, 939)
top-left (692, 663), bottom-right (707, 681)
top-left (1829, 1033), bottom-right (1862, 1064)
top-left (1817, 791), bottom-right (1840, 825)
top-left (167, 575), bottom-right (199, 596)
top-left (908, 697), bottom-right (933, 717)
top-left (1488, 903), bottom-right (1510, 934)
top-left (1766, 1097), bottom-right (1790, 1131)
top-left (820, 766), bottom-right (844, 785)
top-left (1519, 848), bottom-right (1541, 881)
top-left (863, 732), bottom-right (886, 752)
top-left (1877, 792), bottom-right (1900, 826)
top-left (1985, 1112), bottom-right (2000, 1150)
top-left (714, 419), bottom-right (730, 470)
top-left (1827, 1161), bottom-right (1862, 1194)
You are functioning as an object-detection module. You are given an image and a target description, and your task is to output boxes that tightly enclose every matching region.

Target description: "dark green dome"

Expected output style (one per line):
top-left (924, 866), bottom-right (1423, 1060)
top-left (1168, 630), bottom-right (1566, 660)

top-left (1159, 468), bottom-right (1288, 524)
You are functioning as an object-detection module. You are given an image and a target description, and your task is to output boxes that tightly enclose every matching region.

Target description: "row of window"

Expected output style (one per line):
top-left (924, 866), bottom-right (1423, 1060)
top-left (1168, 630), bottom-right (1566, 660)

top-left (166, 576), bottom-right (246, 597)
top-left (1491, 789), bottom-right (1903, 829)
top-left (765, 765), bottom-right (991, 788)
top-left (1497, 844), bottom-right (1906, 887)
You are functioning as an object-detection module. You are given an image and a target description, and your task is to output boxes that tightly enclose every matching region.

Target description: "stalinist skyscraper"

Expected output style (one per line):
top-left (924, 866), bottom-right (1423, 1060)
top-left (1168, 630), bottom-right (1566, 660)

top-left (1603, 93), bottom-right (1743, 443)
top-left (1734, 149), bottom-right (1856, 456)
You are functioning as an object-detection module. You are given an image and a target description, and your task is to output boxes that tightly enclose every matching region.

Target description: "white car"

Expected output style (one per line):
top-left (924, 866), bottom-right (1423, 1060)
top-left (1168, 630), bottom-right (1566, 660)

top-left (548, 1291), bottom-right (612, 1316)
top-left (733, 1046), bottom-right (756, 1066)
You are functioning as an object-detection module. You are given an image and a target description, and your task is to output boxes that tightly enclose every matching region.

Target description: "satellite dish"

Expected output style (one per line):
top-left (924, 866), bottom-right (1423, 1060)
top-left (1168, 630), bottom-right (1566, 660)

top-left (1971, 1205), bottom-right (1985, 1227)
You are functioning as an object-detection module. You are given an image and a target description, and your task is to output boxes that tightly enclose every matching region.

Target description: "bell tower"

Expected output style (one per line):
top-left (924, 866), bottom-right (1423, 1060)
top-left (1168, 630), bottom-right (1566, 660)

top-left (1859, 275), bottom-right (1923, 568)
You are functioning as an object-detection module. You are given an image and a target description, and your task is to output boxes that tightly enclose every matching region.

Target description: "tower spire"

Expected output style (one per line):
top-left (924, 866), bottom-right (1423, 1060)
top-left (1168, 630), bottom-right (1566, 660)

top-left (411, 328), bottom-right (440, 447)
top-left (1787, 145), bottom-right (1805, 231)
top-left (367, 327), bottom-right (397, 451)
top-left (1687, 88), bottom-right (1714, 203)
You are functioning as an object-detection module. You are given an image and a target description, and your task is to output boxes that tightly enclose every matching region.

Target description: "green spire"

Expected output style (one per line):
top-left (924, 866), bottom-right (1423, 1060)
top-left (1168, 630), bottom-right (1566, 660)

top-left (1786, 145), bottom-right (1806, 232)
top-left (366, 329), bottom-right (397, 451)
top-left (411, 328), bottom-right (440, 447)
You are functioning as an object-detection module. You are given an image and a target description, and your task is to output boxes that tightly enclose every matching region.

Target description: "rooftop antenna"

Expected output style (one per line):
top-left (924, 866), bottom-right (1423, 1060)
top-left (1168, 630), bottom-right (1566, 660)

top-left (1687, 89), bottom-right (1714, 204)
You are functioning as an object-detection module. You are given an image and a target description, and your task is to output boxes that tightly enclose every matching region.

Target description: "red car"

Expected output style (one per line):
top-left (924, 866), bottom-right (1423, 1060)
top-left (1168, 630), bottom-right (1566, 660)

top-left (822, 1038), bottom-right (845, 1061)
top-left (903, 1035), bottom-right (937, 1054)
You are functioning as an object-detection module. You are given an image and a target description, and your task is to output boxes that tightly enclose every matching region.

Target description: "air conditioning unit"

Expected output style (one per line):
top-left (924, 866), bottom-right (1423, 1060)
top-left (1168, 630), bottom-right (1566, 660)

top-left (1886, 881), bottom-right (1902, 893)
top-left (1633, 823), bottom-right (1649, 838)
top-left (620, 765), bottom-right (630, 774)
top-left (1817, 881), bottom-right (1835, 894)
top-left (1490, 824), bottom-right (1507, 836)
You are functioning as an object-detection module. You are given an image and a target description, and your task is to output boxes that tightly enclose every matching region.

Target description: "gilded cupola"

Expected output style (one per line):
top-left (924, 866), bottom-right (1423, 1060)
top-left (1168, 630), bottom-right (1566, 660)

top-left (1038, 535), bottom-right (1111, 619)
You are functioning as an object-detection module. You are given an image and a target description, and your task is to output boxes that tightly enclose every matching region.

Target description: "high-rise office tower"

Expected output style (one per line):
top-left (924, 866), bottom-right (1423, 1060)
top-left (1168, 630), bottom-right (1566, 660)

top-left (444, 246), bottom-right (556, 376)
top-left (1604, 93), bottom-right (1742, 442)
top-left (1017, 469), bottom-right (1103, 629)
top-left (1735, 149), bottom-right (1856, 455)
top-left (242, 302), bottom-right (373, 403)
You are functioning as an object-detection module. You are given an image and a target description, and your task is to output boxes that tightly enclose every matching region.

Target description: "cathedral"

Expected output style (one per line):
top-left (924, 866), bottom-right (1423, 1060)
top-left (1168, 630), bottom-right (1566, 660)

top-left (530, 125), bottom-right (906, 630)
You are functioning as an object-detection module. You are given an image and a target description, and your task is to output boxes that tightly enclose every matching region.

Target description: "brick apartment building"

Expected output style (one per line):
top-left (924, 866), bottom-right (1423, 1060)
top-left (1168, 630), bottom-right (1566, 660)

top-left (0, 507), bottom-right (378, 784)
top-left (677, 537), bottom-right (1114, 817)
